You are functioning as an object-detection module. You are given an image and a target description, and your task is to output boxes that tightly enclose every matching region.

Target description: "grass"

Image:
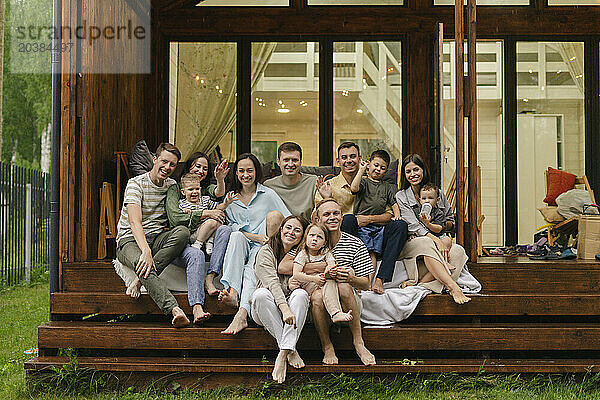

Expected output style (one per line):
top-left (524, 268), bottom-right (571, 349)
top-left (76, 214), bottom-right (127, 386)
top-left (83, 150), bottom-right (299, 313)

top-left (3, 277), bottom-right (600, 399)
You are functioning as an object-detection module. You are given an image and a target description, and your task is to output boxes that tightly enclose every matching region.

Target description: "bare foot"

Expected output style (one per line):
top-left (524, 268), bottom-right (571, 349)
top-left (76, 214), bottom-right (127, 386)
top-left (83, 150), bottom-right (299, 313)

top-left (401, 280), bottom-right (416, 289)
top-left (287, 350), bottom-right (305, 369)
top-left (355, 343), bottom-right (376, 365)
top-left (171, 307), bottom-right (190, 327)
top-left (205, 274), bottom-right (220, 297)
top-left (322, 347), bottom-right (338, 365)
top-left (448, 283), bottom-right (471, 304)
top-left (192, 304), bottom-right (211, 325)
top-left (218, 289), bottom-right (239, 308)
top-left (331, 310), bottom-right (353, 323)
top-left (125, 277), bottom-right (142, 299)
top-left (221, 309), bottom-right (248, 335)
top-left (272, 350), bottom-right (289, 383)
top-left (372, 278), bottom-right (385, 294)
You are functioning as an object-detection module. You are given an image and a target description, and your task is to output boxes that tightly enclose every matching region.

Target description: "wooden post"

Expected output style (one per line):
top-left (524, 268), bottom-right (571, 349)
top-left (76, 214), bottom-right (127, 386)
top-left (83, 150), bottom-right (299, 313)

top-left (455, 0), bottom-right (465, 245)
top-left (467, 0), bottom-right (478, 260)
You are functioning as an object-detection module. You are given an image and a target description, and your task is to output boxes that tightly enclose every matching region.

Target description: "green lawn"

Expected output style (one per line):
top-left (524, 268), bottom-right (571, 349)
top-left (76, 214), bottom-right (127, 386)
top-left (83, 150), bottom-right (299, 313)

top-left (3, 278), bottom-right (600, 399)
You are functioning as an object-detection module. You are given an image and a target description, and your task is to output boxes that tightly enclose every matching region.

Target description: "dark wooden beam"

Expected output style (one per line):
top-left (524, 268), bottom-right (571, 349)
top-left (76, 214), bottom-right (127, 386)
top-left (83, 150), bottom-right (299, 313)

top-left (504, 39), bottom-right (518, 246)
top-left (319, 40), bottom-right (333, 166)
top-left (154, 0), bottom-right (198, 14)
top-left (584, 38), bottom-right (600, 194)
top-left (237, 41), bottom-right (251, 156)
top-left (156, 7), bottom-right (600, 37)
top-left (467, 0), bottom-right (478, 260)
top-left (404, 32), bottom-right (431, 164)
top-left (455, 0), bottom-right (465, 245)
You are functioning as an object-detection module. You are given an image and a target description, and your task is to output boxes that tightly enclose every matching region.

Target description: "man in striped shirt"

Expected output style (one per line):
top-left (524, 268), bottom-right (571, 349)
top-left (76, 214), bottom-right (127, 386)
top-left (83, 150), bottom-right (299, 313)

top-left (312, 198), bottom-right (376, 366)
top-left (116, 143), bottom-right (191, 327)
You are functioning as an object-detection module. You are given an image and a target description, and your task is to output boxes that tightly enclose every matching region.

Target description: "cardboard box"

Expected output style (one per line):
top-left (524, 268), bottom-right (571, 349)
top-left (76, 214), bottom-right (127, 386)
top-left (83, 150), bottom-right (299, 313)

top-left (577, 215), bottom-right (600, 260)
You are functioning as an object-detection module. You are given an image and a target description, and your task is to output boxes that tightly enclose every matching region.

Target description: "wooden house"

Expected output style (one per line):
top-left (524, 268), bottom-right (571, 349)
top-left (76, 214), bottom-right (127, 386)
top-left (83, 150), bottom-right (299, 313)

top-left (25, 0), bottom-right (600, 388)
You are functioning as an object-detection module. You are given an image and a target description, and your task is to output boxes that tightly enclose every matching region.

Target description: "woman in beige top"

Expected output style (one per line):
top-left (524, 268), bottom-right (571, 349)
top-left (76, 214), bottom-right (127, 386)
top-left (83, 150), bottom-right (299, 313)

top-left (251, 215), bottom-right (309, 384)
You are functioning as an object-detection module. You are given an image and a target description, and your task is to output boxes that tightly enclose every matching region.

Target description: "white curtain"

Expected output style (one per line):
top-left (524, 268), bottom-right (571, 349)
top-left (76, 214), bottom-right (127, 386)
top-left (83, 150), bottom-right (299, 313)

top-left (173, 42), bottom-right (276, 160)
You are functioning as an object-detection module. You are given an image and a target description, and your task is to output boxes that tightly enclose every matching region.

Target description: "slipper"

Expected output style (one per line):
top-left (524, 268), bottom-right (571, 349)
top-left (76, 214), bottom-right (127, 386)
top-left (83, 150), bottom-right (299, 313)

top-left (193, 312), bottom-right (211, 325)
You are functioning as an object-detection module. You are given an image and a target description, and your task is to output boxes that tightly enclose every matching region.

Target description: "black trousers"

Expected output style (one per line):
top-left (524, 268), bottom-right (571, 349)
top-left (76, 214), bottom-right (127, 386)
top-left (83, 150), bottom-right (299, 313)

top-left (341, 214), bottom-right (408, 282)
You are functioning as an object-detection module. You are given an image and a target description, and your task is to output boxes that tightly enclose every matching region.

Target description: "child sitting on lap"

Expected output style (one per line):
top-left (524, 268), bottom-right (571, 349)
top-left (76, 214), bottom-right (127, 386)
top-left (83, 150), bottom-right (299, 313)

top-left (290, 223), bottom-right (354, 323)
top-left (350, 150), bottom-right (401, 290)
top-left (404, 183), bottom-right (455, 287)
top-left (178, 173), bottom-right (235, 253)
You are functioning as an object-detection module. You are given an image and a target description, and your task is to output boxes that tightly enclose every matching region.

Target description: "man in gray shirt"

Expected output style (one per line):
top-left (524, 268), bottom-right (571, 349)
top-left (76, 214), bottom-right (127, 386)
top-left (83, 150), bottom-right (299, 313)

top-left (264, 142), bottom-right (319, 222)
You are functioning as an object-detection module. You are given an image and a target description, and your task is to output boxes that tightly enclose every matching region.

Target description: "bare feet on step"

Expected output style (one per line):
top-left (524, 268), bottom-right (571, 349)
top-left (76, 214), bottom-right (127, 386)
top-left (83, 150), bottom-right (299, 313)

top-left (272, 350), bottom-right (289, 383)
top-left (287, 350), bottom-right (305, 369)
top-left (171, 307), bottom-right (190, 327)
top-left (322, 346), bottom-right (339, 365)
top-left (221, 309), bottom-right (248, 335)
top-left (125, 277), bottom-right (142, 299)
top-left (205, 274), bottom-right (220, 297)
top-left (218, 288), bottom-right (239, 308)
top-left (192, 304), bottom-right (211, 325)
top-left (355, 342), bottom-right (376, 365)
top-left (448, 283), bottom-right (471, 304)
top-left (371, 278), bottom-right (385, 294)
top-left (331, 310), bottom-right (353, 323)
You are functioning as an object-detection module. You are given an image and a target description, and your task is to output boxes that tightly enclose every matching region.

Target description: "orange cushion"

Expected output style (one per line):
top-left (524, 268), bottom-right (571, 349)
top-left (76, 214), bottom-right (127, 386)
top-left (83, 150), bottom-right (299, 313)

top-left (543, 167), bottom-right (576, 206)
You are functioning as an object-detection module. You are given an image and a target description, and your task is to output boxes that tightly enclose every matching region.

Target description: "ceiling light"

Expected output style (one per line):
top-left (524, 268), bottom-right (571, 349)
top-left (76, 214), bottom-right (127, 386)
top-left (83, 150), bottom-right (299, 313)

top-left (528, 69), bottom-right (533, 74)
top-left (277, 108), bottom-right (290, 113)
top-left (195, 75), bottom-right (200, 81)
top-left (570, 56), bottom-right (576, 61)
top-left (278, 100), bottom-right (283, 105)
top-left (215, 85), bottom-right (220, 90)
top-left (523, 98), bottom-right (529, 102)
top-left (356, 109), bottom-right (363, 114)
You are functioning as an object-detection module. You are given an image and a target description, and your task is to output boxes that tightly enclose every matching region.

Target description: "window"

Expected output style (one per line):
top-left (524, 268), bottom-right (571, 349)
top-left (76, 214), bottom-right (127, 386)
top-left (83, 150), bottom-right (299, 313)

top-left (251, 42), bottom-right (320, 166)
top-left (548, 0), bottom-right (600, 5)
top-left (516, 41), bottom-right (585, 244)
top-left (309, 0), bottom-right (403, 4)
top-left (435, 0), bottom-right (528, 5)
top-left (442, 41), bottom-right (505, 246)
top-left (196, 0), bottom-right (288, 6)
top-left (169, 42), bottom-right (237, 162)
top-left (333, 41), bottom-right (402, 167)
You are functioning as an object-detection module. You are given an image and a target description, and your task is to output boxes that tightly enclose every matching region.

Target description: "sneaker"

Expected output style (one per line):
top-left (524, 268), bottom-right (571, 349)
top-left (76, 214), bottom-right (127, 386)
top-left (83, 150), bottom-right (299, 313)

top-left (205, 238), bottom-right (214, 255)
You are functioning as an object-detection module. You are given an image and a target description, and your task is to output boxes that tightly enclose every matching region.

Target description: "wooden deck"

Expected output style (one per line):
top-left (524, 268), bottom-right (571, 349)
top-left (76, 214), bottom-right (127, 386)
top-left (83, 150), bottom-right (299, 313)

top-left (25, 256), bottom-right (600, 385)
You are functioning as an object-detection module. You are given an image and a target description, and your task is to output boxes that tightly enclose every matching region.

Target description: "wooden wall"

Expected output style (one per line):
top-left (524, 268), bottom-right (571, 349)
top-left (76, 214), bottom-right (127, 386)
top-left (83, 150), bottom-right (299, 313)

top-left (60, 0), bottom-right (600, 266)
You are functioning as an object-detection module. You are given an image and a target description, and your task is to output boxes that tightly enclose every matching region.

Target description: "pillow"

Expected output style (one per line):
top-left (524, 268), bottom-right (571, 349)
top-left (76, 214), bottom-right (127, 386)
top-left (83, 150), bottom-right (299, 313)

top-left (538, 205), bottom-right (565, 223)
top-left (543, 167), bottom-right (576, 206)
top-left (129, 140), bottom-right (154, 177)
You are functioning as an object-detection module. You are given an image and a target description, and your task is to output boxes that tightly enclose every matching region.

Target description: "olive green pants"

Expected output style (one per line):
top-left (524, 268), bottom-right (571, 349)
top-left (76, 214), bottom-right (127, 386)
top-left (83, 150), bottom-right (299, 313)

top-left (117, 226), bottom-right (190, 314)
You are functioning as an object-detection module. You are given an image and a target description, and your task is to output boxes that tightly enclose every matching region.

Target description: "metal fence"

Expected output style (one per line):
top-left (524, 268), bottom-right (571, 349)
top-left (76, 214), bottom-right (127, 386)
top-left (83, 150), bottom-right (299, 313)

top-left (0, 162), bottom-right (50, 286)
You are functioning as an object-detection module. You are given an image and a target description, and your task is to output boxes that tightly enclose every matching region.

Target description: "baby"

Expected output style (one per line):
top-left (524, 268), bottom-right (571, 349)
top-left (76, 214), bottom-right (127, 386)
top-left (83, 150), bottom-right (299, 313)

top-left (290, 223), bottom-right (354, 324)
top-left (418, 183), bottom-right (453, 250)
top-left (402, 183), bottom-right (455, 287)
top-left (178, 173), bottom-right (235, 253)
top-left (350, 150), bottom-right (401, 292)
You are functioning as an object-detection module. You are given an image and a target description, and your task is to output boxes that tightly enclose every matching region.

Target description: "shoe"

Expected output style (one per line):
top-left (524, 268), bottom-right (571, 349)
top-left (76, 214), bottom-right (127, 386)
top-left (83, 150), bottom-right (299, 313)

top-left (558, 248), bottom-right (576, 260)
top-left (528, 245), bottom-right (549, 257)
top-left (596, 254), bottom-right (600, 261)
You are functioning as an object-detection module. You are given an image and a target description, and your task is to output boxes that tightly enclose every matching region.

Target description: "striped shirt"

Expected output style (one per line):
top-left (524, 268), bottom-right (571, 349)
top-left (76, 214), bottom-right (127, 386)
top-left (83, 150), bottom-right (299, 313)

top-left (116, 172), bottom-right (176, 245)
top-left (178, 197), bottom-right (218, 214)
top-left (331, 232), bottom-right (373, 277)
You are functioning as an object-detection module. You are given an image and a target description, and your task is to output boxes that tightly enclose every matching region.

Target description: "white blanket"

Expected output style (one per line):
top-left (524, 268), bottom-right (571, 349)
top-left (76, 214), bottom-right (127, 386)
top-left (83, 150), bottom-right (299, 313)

top-left (360, 260), bottom-right (482, 326)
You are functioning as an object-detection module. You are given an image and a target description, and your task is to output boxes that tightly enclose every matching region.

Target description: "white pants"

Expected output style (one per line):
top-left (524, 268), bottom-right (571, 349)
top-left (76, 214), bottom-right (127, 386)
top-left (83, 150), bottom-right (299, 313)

top-left (250, 288), bottom-right (310, 352)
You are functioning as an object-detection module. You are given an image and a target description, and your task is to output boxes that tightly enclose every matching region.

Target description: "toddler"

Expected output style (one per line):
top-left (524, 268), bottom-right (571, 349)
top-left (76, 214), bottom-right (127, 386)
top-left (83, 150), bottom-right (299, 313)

top-left (350, 150), bottom-right (401, 290)
top-left (179, 173), bottom-right (235, 253)
top-left (290, 223), bottom-right (354, 323)
top-left (403, 183), bottom-right (455, 287)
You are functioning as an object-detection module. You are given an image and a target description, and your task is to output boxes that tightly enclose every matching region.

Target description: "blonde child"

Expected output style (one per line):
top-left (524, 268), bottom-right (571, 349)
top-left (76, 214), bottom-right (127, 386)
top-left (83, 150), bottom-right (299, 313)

top-left (290, 223), bottom-right (354, 323)
top-left (350, 150), bottom-right (401, 289)
top-left (178, 173), bottom-right (235, 252)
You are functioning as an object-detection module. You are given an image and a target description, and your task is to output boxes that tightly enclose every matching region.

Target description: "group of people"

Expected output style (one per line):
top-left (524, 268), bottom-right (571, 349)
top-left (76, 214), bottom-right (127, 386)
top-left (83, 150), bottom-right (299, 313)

top-left (115, 141), bottom-right (472, 383)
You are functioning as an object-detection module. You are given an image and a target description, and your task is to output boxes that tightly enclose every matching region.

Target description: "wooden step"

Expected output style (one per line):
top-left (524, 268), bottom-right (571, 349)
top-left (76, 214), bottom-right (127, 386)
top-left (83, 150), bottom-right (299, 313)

top-left (61, 259), bottom-right (600, 294)
top-left (25, 356), bottom-right (600, 374)
top-left (38, 321), bottom-right (600, 352)
top-left (50, 292), bottom-right (600, 316)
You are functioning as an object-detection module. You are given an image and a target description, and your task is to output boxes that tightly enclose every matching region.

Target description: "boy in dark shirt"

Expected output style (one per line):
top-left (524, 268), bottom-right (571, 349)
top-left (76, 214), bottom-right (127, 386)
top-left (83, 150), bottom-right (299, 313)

top-left (350, 150), bottom-right (400, 289)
